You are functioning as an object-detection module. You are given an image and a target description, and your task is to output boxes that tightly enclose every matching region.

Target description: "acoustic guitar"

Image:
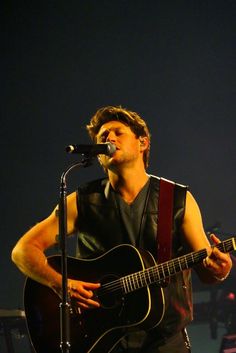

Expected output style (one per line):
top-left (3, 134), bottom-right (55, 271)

top-left (24, 238), bottom-right (236, 353)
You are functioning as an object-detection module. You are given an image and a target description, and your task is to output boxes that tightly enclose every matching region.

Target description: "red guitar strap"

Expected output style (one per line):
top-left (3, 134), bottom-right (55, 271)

top-left (157, 178), bottom-right (175, 266)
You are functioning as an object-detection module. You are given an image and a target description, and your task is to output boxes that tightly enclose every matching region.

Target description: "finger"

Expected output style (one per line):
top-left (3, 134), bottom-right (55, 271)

top-left (86, 298), bottom-right (101, 308)
top-left (75, 293), bottom-right (101, 309)
top-left (78, 299), bottom-right (100, 310)
top-left (70, 288), bottom-right (100, 306)
top-left (79, 295), bottom-right (100, 306)
top-left (68, 281), bottom-right (99, 298)
top-left (75, 286), bottom-right (94, 299)
top-left (203, 256), bottom-right (218, 269)
top-left (80, 282), bottom-right (101, 298)
top-left (211, 247), bottom-right (232, 269)
top-left (203, 256), bottom-right (211, 268)
top-left (211, 246), bottom-right (229, 259)
top-left (83, 282), bottom-right (101, 290)
top-left (69, 287), bottom-right (100, 306)
top-left (210, 233), bottom-right (221, 245)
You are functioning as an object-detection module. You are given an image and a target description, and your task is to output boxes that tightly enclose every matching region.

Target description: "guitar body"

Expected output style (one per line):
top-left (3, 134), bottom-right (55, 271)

top-left (24, 244), bottom-right (165, 353)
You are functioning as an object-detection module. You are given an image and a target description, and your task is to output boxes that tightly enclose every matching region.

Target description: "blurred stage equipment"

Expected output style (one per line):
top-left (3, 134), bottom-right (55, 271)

top-left (208, 224), bottom-right (236, 352)
top-left (219, 334), bottom-right (236, 353)
top-left (0, 309), bottom-right (34, 353)
top-left (193, 223), bottom-right (236, 352)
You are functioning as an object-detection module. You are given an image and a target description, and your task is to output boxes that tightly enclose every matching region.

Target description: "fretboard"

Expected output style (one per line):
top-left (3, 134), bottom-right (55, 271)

top-left (121, 236), bottom-right (236, 294)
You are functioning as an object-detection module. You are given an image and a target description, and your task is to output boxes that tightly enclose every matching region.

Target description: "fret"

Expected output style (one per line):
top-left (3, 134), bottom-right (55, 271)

top-left (166, 262), bottom-right (171, 277)
top-left (152, 269), bottom-right (157, 283)
top-left (136, 272), bottom-right (140, 288)
top-left (142, 272), bottom-right (148, 287)
top-left (184, 255), bottom-right (188, 269)
top-left (129, 275), bottom-right (134, 292)
top-left (132, 273), bottom-right (136, 290)
top-left (233, 237), bottom-right (236, 250)
top-left (168, 260), bottom-right (175, 275)
top-left (127, 276), bottom-right (131, 293)
top-left (162, 264), bottom-right (167, 278)
top-left (136, 274), bottom-right (139, 289)
top-left (228, 240), bottom-right (233, 251)
top-left (129, 277), bottom-right (133, 292)
top-left (216, 237), bottom-right (236, 253)
top-left (190, 252), bottom-right (194, 264)
top-left (119, 237), bottom-right (236, 295)
top-left (147, 268), bottom-right (152, 285)
top-left (134, 272), bottom-right (139, 290)
top-left (172, 258), bottom-right (178, 272)
top-left (122, 277), bottom-right (128, 294)
top-left (178, 257), bottom-right (183, 271)
top-left (222, 241), bottom-right (227, 253)
top-left (124, 276), bottom-right (129, 293)
top-left (139, 271), bottom-right (145, 287)
top-left (159, 263), bottom-right (165, 280)
top-left (126, 276), bottom-right (130, 293)
top-left (153, 267), bottom-right (161, 283)
top-left (180, 256), bottom-right (187, 270)
top-left (131, 274), bottom-right (136, 290)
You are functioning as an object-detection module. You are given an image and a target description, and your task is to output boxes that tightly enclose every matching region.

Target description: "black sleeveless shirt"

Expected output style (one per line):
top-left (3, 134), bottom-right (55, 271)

top-left (76, 175), bottom-right (193, 338)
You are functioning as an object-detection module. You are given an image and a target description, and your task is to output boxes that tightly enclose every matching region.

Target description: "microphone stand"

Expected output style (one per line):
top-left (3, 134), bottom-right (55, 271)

top-left (58, 156), bottom-right (93, 353)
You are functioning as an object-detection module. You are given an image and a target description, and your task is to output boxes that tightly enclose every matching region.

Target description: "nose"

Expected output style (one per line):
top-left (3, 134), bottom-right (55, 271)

top-left (106, 131), bottom-right (116, 143)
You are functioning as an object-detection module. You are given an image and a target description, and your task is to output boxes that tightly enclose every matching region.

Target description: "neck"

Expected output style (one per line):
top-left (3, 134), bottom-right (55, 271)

top-left (108, 168), bottom-right (149, 204)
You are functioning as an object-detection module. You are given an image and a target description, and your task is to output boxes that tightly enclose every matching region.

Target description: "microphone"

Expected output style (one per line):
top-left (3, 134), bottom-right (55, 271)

top-left (65, 142), bottom-right (116, 156)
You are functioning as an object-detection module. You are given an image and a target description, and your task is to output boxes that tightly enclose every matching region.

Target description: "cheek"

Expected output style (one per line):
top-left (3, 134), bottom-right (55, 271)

top-left (126, 140), bottom-right (141, 153)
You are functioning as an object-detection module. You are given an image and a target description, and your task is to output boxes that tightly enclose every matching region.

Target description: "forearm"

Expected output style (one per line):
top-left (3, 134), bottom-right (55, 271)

top-left (11, 243), bottom-right (62, 291)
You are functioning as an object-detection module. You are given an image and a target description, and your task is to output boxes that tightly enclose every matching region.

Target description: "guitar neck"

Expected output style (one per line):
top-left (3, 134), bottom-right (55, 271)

top-left (121, 236), bottom-right (236, 294)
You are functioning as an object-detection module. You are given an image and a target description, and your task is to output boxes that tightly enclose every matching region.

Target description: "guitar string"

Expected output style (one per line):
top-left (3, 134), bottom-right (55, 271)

top-left (97, 249), bottom-right (207, 297)
top-left (98, 249), bottom-right (207, 296)
top-left (96, 238), bottom-right (234, 297)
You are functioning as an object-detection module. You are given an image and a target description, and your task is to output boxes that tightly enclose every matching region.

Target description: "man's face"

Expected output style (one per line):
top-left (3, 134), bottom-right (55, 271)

top-left (96, 120), bottom-right (145, 172)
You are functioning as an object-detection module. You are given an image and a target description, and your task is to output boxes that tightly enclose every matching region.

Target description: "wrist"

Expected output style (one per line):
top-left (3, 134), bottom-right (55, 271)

top-left (50, 274), bottom-right (62, 296)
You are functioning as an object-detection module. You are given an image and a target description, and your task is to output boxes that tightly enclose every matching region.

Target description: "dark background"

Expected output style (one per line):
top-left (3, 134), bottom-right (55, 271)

top-left (1, 0), bottom-right (236, 350)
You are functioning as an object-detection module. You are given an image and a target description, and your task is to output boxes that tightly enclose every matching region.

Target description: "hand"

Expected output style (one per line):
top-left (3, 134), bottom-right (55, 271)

top-left (68, 279), bottom-right (101, 310)
top-left (203, 234), bottom-right (232, 280)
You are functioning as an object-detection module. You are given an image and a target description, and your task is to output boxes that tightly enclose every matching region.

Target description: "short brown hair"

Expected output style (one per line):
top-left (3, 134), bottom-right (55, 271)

top-left (86, 106), bottom-right (151, 168)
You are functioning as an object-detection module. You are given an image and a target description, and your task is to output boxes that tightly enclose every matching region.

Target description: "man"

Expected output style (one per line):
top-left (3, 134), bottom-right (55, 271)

top-left (12, 106), bottom-right (232, 353)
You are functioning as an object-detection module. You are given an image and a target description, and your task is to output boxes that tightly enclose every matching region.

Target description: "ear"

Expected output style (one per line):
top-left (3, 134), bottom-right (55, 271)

top-left (139, 136), bottom-right (149, 151)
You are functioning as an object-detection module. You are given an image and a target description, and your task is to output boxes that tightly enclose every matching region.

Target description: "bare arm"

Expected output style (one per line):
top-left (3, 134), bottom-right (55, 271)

top-left (11, 192), bottom-right (100, 309)
top-left (181, 191), bottom-right (232, 283)
top-left (12, 212), bottom-right (64, 292)
top-left (11, 192), bottom-right (78, 291)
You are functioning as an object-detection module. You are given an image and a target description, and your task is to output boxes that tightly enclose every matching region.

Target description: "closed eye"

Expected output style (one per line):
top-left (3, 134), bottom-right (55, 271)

top-left (97, 127), bottom-right (127, 142)
top-left (97, 131), bottom-right (109, 143)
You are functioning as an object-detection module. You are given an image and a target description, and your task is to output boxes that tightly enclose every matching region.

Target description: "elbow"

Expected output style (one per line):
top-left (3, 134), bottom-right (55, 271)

top-left (11, 244), bottom-right (21, 266)
top-left (11, 240), bottom-right (27, 268)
